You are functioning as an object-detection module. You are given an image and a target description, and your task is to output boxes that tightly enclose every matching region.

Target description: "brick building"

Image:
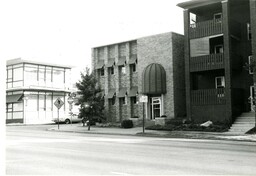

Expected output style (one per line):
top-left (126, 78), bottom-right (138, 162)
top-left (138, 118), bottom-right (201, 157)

top-left (177, 0), bottom-right (256, 124)
top-left (6, 58), bottom-right (73, 124)
top-left (92, 32), bottom-right (185, 124)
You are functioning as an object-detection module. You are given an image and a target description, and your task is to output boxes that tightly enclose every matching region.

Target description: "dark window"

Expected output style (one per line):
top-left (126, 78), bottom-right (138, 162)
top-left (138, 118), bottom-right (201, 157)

top-left (248, 23), bottom-right (252, 40)
top-left (131, 97), bottom-right (137, 104)
top-left (109, 67), bottom-right (114, 75)
top-left (130, 64), bottom-right (136, 72)
top-left (100, 68), bottom-right (104, 76)
top-left (111, 96), bottom-right (116, 105)
top-left (120, 97), bottom-right (127, 105)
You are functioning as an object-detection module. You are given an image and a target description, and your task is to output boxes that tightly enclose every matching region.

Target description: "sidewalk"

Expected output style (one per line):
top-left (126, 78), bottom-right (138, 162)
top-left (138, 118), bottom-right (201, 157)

top-left (48, 124), bottom-right (256, 142)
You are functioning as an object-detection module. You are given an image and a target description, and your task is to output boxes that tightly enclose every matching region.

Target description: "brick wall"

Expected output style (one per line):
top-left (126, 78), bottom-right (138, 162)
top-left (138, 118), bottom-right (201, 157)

top-left (172, 33), bottom-right (186, 118)
top-left (137, 32), bottom-right (178, 120)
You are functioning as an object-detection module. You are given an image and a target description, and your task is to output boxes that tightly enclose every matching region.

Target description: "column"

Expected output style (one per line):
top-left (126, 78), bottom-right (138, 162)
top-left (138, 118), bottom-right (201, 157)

top-left (222, 0), bottom-right (232, 122)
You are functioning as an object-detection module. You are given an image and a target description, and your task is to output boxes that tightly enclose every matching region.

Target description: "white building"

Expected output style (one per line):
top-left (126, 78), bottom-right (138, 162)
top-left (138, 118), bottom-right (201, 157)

top-left (6, 58), bottom-right (73, 124)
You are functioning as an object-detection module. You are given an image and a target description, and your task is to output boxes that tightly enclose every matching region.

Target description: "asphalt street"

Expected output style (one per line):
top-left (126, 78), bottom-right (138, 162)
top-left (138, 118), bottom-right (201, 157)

top-left (6, 125), bottom-right (256, 175)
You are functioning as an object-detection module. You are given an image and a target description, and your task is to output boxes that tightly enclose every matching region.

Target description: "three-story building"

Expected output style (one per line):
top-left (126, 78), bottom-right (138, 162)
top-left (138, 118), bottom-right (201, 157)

top-left (177, 0), bottom-right (256, 123)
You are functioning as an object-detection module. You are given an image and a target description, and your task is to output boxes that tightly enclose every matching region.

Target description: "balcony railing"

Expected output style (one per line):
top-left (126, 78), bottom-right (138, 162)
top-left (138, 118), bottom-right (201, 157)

top-left (189, 19), bottom-right (223, 39)
top-left (190, 53), bottom-right (224, 72)
top-left (191, 88), bottom-right (226, 105)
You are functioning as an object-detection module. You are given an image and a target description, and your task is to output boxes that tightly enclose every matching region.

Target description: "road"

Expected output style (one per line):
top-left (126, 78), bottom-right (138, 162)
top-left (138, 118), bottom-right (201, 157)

top-left (6, 125), bottom-right (256, 175)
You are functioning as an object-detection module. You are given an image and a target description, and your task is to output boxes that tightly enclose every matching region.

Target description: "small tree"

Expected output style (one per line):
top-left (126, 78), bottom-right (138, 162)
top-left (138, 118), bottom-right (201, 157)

top-left (76, 68), bottom-right (105, 130)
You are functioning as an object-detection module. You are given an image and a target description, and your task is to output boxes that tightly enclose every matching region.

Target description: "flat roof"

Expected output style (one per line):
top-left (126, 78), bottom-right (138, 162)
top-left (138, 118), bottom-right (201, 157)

top-left (92, 31), bottom-right (183, 49)
top-left (6, 58), bottom-right (73, 68)
top-left (177, 0), bottom-right (222, 9)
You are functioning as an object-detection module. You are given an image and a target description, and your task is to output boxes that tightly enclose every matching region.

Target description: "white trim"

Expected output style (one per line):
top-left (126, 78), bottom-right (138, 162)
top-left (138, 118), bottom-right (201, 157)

top-left (215, 76), bottom-right (225, 89)
top-left (249, 55), bottom-right (253, 74)
top-left (214, 44), bottom-right (224, 54)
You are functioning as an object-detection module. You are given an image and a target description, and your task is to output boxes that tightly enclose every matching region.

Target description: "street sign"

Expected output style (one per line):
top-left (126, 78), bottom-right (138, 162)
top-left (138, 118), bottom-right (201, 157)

top-left (67, 97), bottom-right (74, 104)
top-left (139, 95), bottom-right (148, 103)
top-left (54, 97), bottom-right (64, 109)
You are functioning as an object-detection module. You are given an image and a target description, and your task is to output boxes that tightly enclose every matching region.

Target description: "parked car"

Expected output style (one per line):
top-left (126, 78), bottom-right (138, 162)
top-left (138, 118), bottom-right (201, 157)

top-left (52, 113), bottom-right (82, 124)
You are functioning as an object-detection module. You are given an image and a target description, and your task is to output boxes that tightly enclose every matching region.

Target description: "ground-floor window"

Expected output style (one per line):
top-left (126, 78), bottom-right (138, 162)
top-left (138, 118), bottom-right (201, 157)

top-left (6, 102), bottom-right (23, 119)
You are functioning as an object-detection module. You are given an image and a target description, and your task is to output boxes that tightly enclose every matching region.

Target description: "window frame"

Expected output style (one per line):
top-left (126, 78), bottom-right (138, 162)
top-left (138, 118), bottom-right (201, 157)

top-left (247, 23), bottom-right (252, 40)
top-left (249, 55), bottom-right (253, 74)
top-left (215, 76), bottom-right (225, 89)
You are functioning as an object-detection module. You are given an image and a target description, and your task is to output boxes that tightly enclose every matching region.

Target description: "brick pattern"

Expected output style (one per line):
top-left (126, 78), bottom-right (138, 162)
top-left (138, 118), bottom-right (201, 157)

top-left (92, 33), bottom-right (184, 124)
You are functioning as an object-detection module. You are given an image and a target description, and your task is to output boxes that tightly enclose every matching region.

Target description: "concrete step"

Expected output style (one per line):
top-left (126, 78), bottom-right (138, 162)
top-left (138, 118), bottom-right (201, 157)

top-left (239, 112), bottom-right (255, 117)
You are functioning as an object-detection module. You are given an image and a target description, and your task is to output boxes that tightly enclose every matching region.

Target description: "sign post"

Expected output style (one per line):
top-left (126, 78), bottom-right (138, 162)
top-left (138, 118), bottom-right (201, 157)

top-left (54, 97), bottom-right (64, 130)
top-left (139, 95), bottom-right (148, 133)
top-left (67, 96), bottom-right (74, 126)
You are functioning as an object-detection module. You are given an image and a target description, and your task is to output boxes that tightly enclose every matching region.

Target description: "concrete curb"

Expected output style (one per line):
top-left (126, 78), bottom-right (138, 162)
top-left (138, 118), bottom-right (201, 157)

top-left (47, 127), bottom-right (256, 142)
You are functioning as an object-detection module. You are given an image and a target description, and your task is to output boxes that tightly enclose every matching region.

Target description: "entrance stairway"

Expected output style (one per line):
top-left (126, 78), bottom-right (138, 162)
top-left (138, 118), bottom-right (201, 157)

top-left (227, 112), bottom-right (255, 134)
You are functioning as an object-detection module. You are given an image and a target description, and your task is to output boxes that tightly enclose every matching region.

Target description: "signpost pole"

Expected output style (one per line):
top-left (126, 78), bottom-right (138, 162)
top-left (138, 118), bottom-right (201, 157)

top-left (143, 102), bottom-right (145, 133)
top-left (57, 108), bottom-right (59, 130)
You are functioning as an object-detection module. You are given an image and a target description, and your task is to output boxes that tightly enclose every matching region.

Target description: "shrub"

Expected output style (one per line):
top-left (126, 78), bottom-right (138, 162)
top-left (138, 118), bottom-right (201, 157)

top-left (121, 119), bottom-right (133, 128)
top-left (132, 116), bottom-right (139, 118)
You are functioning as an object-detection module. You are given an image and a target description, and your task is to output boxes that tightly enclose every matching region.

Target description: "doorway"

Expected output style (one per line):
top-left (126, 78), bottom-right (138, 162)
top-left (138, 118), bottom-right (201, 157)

top-left (150, 97), bottom-right (162, 119)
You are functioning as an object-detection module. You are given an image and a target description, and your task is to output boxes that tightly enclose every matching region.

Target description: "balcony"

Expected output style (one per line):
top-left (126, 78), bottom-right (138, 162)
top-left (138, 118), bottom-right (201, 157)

top-left (190, 53), bottom-right (224, 72)
top-left (189, 19), bottom-right (222, 39)
top-left (191, 88), bottom-right (226, 105)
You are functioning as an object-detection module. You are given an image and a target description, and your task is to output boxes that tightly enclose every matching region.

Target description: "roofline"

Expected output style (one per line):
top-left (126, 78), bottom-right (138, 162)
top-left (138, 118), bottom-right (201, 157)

top-left (177, 0), bottom-right (223, 9)
top-left (92, 31), bottom-right (184, 49)
top-left (6, 58), bottom-right (74, 69)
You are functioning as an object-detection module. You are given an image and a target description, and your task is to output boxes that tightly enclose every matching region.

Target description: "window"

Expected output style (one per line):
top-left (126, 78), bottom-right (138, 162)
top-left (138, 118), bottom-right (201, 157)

top-left (215, 76), bottom-right (225, 88)
top-left (214, 45), bottom-right (224, 54)
top-left (249, 56), bottom-right (253, 74)
top-left (130, 64), bottom-right (136, 72)
top-left (24, 64), bottom-right (38, 86)
top-left (247, 23), bottom-right (252, 40)
top-left (190, 12), bottom-right (197, 28)
top-left (39, 66), bottom-right (46, 86)
top-left (131, 97), bottom-right (138, 104)
top-left (120, 96), bottom-right (127, 105)
top-left (111, 96), bottom-right (116, 105)
top-left (108, 66), bottom-right (114, 75)
top-left (100, 68), bottom-right (104, 76)
top-left (13, 67), bottom-right (23, 81)
top-left (214, 13), bottom-right (222, 23)
top-left (121, 66), bottom-right (126, 74)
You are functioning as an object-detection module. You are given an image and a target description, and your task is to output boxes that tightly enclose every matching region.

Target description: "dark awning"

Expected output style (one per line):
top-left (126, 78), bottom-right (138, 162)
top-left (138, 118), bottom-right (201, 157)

top-left (116, 57), bottom-right (126, 66)
top-left (142, 63), bottom-right (166, 95)
top-left (128, 86), bottom-right (138, 97)
top-left (106, 89), bottom-right (116, 99)
top-left (128, 55), bottom-right (137, 64)
top-left (106, 58), bottom-right (115, 67)
top-left (6, 94), bottom-right (23, 103)
top-left (95, 60), bottom-right (104, 69)
top-left (117, 88), bottom-right (127, 98)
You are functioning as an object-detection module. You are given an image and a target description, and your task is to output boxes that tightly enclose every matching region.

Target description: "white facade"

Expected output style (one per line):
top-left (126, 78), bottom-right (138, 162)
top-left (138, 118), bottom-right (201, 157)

top-left (6, 58), bottom-right (73, 124)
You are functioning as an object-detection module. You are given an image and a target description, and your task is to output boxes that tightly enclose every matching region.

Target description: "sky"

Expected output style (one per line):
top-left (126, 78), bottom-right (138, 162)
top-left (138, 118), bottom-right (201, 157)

top-left (0, 0), bottom-right (185, 84)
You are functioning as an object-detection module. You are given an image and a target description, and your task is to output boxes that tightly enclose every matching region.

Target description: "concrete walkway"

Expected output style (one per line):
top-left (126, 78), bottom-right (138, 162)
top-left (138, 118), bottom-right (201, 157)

top-left (48, 123), bottom-right (256, 142)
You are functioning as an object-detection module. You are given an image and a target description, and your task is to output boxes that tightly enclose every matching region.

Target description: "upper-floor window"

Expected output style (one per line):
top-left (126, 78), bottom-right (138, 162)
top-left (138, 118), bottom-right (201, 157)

top-left (214, 45), bottom-right (224, 54)
top-left (120, 96), bottom-right (127, 105)
top-left (130, 64), bottom-right (136, 72)
top-left (190, 12), bottom-right (197, 28)
top-left (121, 66), bottom-right (126, 74)
top-left (249, 55), bottom-right (253, 74)
top-left (109, 66), bottom-right (114, 75)
top-left (100, 68), bottom-right (104, 76)
top-left (247, 23), bottom-right (252, 40)
top-left (215, 76), bottom-right (225, 89)
top-left (214, 13), bottom-right (222, 23)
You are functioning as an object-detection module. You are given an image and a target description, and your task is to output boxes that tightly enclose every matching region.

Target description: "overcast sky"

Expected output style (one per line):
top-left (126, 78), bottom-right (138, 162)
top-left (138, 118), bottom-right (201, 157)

top-left (0, 0), bottom-right (185, 83)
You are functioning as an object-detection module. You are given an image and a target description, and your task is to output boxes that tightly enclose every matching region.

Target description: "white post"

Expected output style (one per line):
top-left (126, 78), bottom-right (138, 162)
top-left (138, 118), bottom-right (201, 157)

top-left (161, 94), bottom-right (164, 116)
